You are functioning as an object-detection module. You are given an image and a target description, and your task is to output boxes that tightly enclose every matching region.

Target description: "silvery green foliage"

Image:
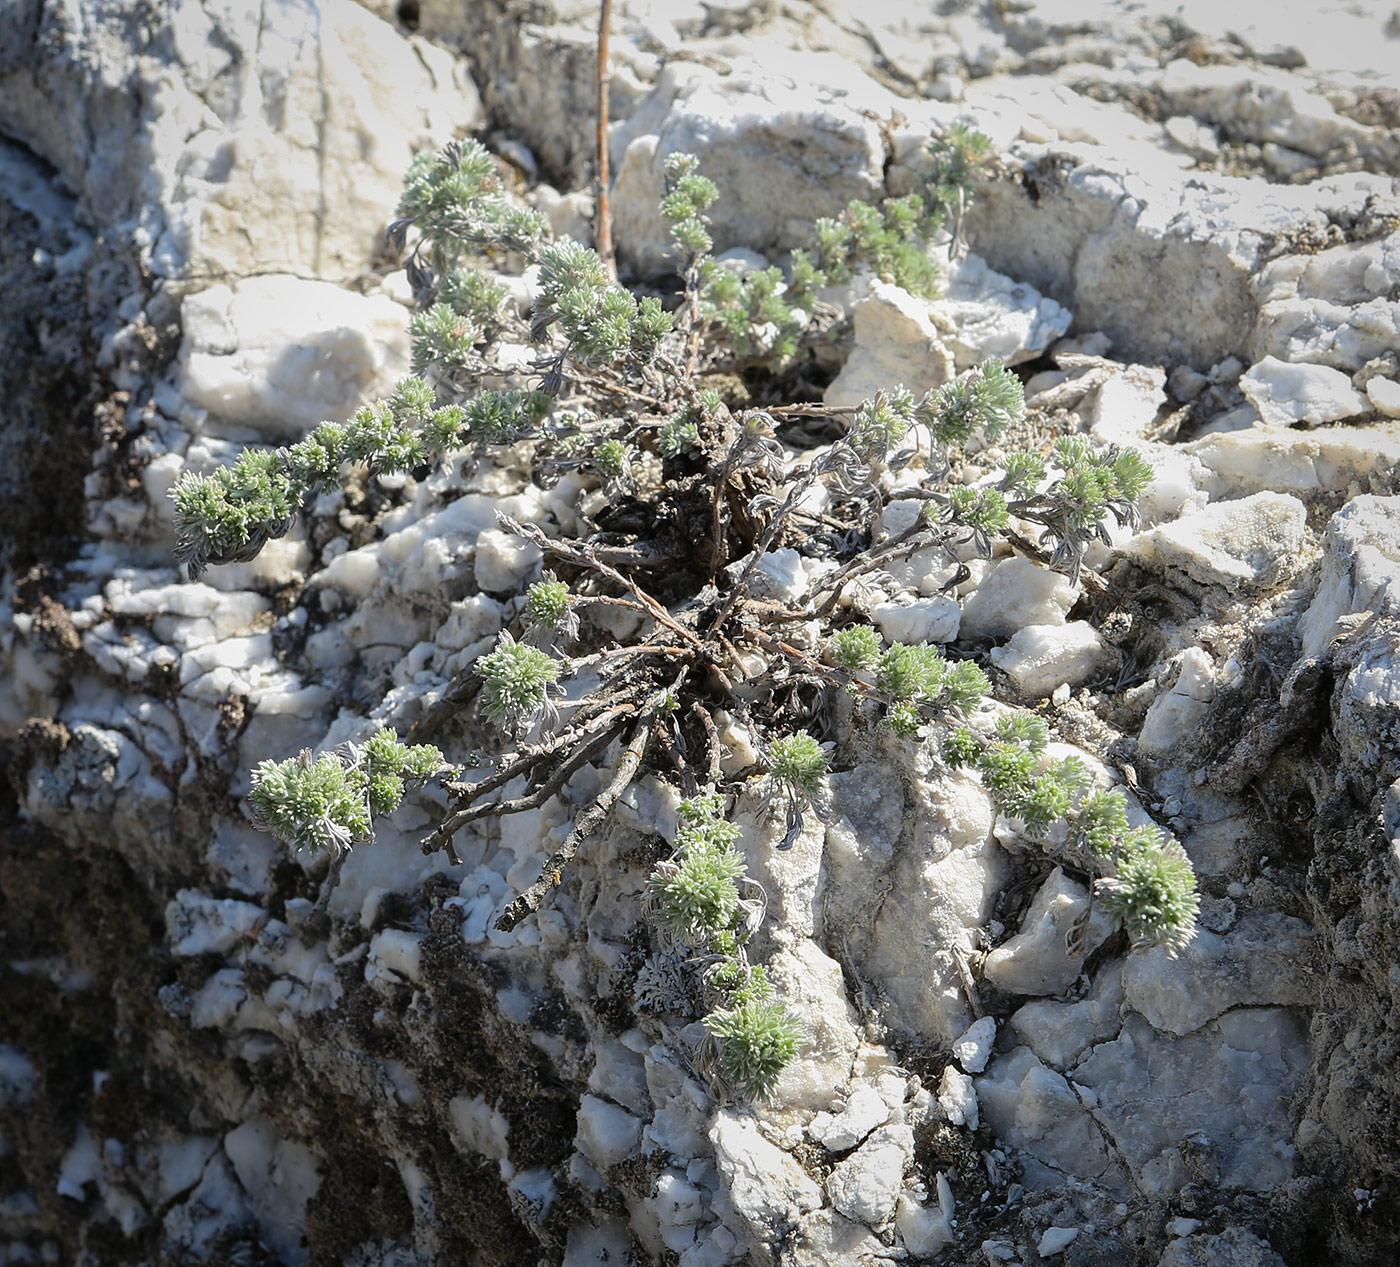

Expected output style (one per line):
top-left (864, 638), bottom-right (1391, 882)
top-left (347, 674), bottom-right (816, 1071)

top-left (248, 733), bottom-right (443, 857)
top-left (943, 721), bottom-right (1198, 951)
top-left (675, 129), bottom-right (996, 366)
top-left (391, 137), bottom-right (548, 287)
top-left (757, 730), bottom-right (834, 852)
top-left (647, 793), bottom-right (803, 1101)
top-left (1096, 836), bottom-right (1201, 953)
top-left (702, 998), bottom-right (805, 1102)
top-left (765, 731), bottom-right (828, 797)
top-left (647, 794), bottom-right (751, 944)
top-left (532, 238), bottom-right (671, 370)
top-left (476, 632), bottom-right (562, 736)
top-left (522, 577), bottom-right (579, 647)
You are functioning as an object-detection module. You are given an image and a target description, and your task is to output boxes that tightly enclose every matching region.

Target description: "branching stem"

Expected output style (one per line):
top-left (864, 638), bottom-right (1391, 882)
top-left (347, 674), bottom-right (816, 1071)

top-left (500, 513), bottom-right (703, 648)
top-left (423, 721), bottom-right (625, 859)
top-left (495, 677), bottom-right (677, 931)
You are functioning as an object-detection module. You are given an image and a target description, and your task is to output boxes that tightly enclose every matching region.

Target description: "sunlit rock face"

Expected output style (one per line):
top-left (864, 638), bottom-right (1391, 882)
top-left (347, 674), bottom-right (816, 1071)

top-left (3, 1), bottom-right (1400, 1264)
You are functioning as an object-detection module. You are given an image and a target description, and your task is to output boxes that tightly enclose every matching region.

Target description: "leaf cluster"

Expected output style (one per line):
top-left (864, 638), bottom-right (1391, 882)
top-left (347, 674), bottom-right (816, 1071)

top-left (533, 238), bottom-right (671, 369)
top-left (647, 792), bottom-right (804, 1100)
top-left (392, 138), bottom-right (548, 287)
top-left (787, 124), bottom-right (998, 305)
top-left (943, 719), bottom-right (1198, 950)
top-left (476, 631), bottom-right (562, 736)
top-left (247, 732), bottom-right (443, 857)
top-left (169, 378), bottom-right (547, 576)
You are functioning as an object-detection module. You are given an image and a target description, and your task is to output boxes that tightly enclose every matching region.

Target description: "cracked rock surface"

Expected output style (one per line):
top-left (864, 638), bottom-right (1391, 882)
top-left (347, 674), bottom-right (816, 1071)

top-left (3, 1), bottom-right (1400, 1266)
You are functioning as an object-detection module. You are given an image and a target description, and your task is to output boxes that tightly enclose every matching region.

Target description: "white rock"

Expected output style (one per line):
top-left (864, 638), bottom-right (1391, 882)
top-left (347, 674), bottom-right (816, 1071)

top-left (1185, 424), bottom-right (1400, 500)
top-left (952, 1016), bottom-right (997, 1073)
top-left (473, 527), bottom-right (542, 595)
top-left (761, 940), bottom-right (863, 1111)
top-left (724, 547), bottom-right (809, 605)
top-left (977, 1047), bottom-right (1113, 1184)
top-left (826, 259), bottom-right (1070, 408)
top-left (1072, 1010), bottom-right (1308, 1195)
top-left (1038, 1226), bottom-right (1079, 1257)
top-left (56, 1121), bottom-right (101, 1200)
top-left (575, 1095), bottom-right (642, 1171)
top-left (983, 868), bottom-right (1118, 997)
top-left (1297, 496), bottom-right (1400, 655)
top-left (1256, 232), bottom-right (1400, 309)
top-left (564, 1219), bottom-right (634, 1267)
top-left (1085, 363), bottom-right (1168, 446)
top-left (896, 1177), bottom-right (955, 1256)
top-left (153, 0), bottom-right (483, 281)
top-left (873, 597), bottom-right (961, 645)
top-left (166, 889), bottom-right (266, 957)
top-left (1166, 1218), bottom-right (1204, 1238)
top-left (824, 281), bottom-right (955, 408)
top-left (1239, 356), bottom-right (1369, 427)
top-left (177, 277), bottom-right (410, 439)
top-left (642, 1045), bottom-right (712, 1162)
top-left (1169, 365), bottom-right (1210, 401)
top-left (1253, 298), bottom-right (1400, 374)
top-left (1009, 964), bottom-right (1126, 1071)
top-left (772, 1206), bottom-right (887, 1267)
top-left (609, 55), bottom-right (886, 271)
top-left (838, 762), bottom-right (1005, 1045)
top-left (824, 1124), bottom-right (913, 1225)
top-left (156, 1134), bottom-right (221, 1206)
top-left (436, 595), bottom-right (505, 656)
top-left (223, 1119), bottom-right (320, 1266)
top-left (162, 1150), bottom-right (253, 1257)
top-left (449, 1094), bottom-right (511, 1163)
top-left (1157, 60), bottom-right (1369, 159)
top-left (816, 1084), bottom-right (889, 1152)
top-left (1333, 628), bottom-right (1400, 834)
top-left (971, 132), bottom-right (1395, 365)
top-left (710, 1111), bottom-right (823, 1249)
top-left (647, 1168), bottom-right (705, 1253)
top-left (1367, 378), bottom-right (1400, 418)
top-left (1157, 1227), bottom-right (1287, 1267)
top-left (1123, 492), bottom-right (1308, 591)
top-left (714, 247), bottom-right (771, 276)
top-left (368, 929), bottom-right (423, 985)
top-left (1163, 115), bottom-right (1220, 160)
top-left (959, 557), bottom-right (1078, 642)
top-left (990, 621), bottom-right (1110, 697)
top-left (937, 1067), bottom-right (979, 1129)
top-left (105, 575), bottom-right (268, 643)
top-left (1122, 911), bottom-right (1315, 1037)
top-left (1138, 647), bottom-right (1216, 756)
top-left (319, 547), bottom-right (381, 599)
top-left (939, 251), bottom-right (1072, 370)
top-left (533, 184), bottom-right (594, 246)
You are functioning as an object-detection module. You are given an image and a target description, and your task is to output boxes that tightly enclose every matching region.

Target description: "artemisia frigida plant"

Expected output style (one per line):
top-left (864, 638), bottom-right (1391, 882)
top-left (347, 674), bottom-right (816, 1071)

top-left (170, 131), bottom-right (1196, 1099)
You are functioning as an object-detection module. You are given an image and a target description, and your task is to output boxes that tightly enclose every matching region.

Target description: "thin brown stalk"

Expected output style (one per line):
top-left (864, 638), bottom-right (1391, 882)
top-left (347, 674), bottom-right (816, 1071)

top-left (595, 0), bottom-right (615, 279)
top-left (689, 699), bottom-right (723, 785)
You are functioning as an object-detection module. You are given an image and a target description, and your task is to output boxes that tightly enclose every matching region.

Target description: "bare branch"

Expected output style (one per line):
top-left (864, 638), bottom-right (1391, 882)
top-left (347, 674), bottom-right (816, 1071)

top-left (406, 674), bottom-right (483, 745)
top-left (495, 683), bottom-right (671, 931)
top-left (421, 720), bottom-right (625, 857)
top-left (498, 513), bottom-right (704, 649)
